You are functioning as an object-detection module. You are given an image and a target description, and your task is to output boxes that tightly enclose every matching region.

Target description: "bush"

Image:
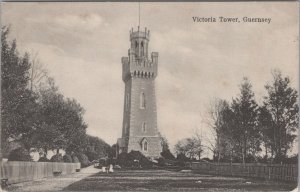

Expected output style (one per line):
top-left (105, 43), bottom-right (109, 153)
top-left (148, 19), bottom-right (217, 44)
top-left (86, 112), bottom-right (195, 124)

top-left (157, 157), bottom-right (166, 166)
top-left (63, 154), bottom-right (73, 163)
top-left (161, 149), bottom-right (175, 160)
top-left (176, 153), bottom-right (189, 162)
top-left (116, 151), bottom-right (153, 168)
top-left (38, 156), bottom-right (49, 162)
top-left (8, 147), bottom-right (32, 161)
top-left (72, 155), bottom-right (80, 163)
top-left (50, 154), bottom-right (63, 162)
top-left (77, 153), bottom-right (90, 168)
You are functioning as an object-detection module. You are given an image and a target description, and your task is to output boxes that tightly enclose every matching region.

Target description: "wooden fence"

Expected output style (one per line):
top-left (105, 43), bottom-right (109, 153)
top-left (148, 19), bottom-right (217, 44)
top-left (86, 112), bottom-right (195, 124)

top-left (191, 162), bottom-right (297, 182)
top-left (1, 161), bottom-right (81, 184)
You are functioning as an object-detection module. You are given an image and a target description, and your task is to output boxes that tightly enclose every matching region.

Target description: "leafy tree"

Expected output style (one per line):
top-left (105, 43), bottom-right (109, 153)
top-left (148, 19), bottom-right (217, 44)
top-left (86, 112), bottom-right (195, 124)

top-left (263, 70), bottom-right (298, 161)
top-left (258, 105), bottom-right (273, 159)
top-left (8, 147), bottom-right (32, 161)
top-left (174, 137), bottom-right (203, 160)
top-left (31, 78), bottom-right (88, 155)
top-left (83, 135), bottom-right (111, 161)
top-left (1, 26), bottom-right (39, 153)
top-left (231, 77), bottom-right (260, 163)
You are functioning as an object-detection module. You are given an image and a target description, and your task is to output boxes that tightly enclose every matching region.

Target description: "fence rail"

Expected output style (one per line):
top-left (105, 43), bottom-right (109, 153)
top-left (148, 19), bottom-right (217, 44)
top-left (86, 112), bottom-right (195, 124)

top-left (1, 161), bottom-right (81, 184)
top-left (191, 162), bottom-right (297, 182)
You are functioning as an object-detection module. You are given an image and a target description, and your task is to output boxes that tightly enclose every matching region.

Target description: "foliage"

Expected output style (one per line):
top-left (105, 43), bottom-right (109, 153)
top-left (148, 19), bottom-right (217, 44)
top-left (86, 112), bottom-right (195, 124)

top-left (1, 26), bottom-right (39, 152)
top-left (207, 73), bottom-right (298, 164)
top-left (116, 151), bottom-right (153, 168)
top-left (72, 155), bottom-right (80, 163)
top-left (77, 153), bottom-right (90, 168)
top-left (63, 154), bottom-right (73, 163)
top-left (50, 154), bottom-right (63, 162)
top-left (160, 135), bottom-right (169, 152)
top-left (263, 70), bottom-right (298, 160)
top-left (82, 135), bottom-right (111, 162)
top-left (176, 153), bottom-right (190, 162)
top-left (161, 149), bottom-right (175, 160)
top-left (174, 137), bottom-right (203, 160)
top-left (8, 147), bottom-right (32, 161)
top-left (38, 156), bottom-right (49, 162)
top-left (231, 77), bottom-right (260, 163)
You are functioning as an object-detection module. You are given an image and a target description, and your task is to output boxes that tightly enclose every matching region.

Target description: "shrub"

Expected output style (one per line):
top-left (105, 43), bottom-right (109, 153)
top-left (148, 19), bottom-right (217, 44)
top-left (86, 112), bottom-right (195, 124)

top-left (63, 154), bottom-right (73, 163)
top-left (157, 157), bottom-right (166, 166)
top-left (77, 153), bottom-right (90, 168)
top-left (161, 149), bottom-right (175, 160)
top-left (38, 156), bottom-right (49, 162)
top-left (8, 147), bottom-right (32, 161)
top-left (50, 154), bottom-right (63, 162)
top-left (116, 151), bottom-right (153, 168)
top-left (72, 155), bottom-right (80, 163)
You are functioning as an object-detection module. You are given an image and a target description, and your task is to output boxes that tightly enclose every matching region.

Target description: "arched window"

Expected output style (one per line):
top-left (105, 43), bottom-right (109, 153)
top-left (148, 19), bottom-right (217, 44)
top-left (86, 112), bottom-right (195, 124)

top-left (140, 92), bottom-right (146, 109)
top-left (141, 42), bottom-right (144, 56)
top-left (143, 141), bottom-right (148, 151)
top-left (142, 122), bottom-right (146, 132)
top-left (135, 41), bottom-right (138, 48)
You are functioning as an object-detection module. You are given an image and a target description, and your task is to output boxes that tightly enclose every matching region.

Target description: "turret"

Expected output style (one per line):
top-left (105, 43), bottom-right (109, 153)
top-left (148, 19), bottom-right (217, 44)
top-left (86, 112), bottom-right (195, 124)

top-left (130, 26), bottom-right (150, 60)
top-left (122, 27), bottom-right (158, 82)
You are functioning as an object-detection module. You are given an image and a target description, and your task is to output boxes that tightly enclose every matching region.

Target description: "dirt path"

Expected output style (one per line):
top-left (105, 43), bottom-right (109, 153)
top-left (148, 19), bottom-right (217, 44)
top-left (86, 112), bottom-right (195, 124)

top-left (2, 166), bottom-right (101, 192)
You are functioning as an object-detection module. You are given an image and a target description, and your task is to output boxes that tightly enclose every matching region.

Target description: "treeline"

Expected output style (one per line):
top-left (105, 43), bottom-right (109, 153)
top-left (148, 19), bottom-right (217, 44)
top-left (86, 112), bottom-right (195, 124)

top-left (1, 27), bottom-right (111, 164)
top-left (208, 74), bottom-right (298, 164)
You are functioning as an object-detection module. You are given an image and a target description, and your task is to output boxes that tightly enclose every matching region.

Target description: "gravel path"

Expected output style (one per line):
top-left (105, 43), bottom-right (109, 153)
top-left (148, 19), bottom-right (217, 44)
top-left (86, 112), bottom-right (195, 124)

top-left (2, 166), bottom-right (101, 192)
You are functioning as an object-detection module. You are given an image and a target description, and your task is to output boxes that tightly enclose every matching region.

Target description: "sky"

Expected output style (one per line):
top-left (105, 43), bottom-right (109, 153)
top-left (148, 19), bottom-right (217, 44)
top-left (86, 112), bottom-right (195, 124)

top-left (2, 2), bottom-right (299, 155)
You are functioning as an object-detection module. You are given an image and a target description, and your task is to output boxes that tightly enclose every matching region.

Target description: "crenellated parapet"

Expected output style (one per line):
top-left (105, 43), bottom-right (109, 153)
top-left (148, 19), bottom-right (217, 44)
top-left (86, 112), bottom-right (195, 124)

top-left (122, 51), bottom-right (158, 82)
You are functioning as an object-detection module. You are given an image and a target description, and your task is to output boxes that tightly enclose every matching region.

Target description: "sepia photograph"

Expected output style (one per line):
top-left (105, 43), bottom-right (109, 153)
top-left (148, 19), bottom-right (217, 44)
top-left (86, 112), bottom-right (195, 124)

top-left (0, 1), bottom-right (299, 191)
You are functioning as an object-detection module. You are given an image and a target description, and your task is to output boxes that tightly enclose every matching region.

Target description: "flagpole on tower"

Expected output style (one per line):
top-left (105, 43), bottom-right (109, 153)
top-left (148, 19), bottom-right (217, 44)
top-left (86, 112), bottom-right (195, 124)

top-left (138, 0), bottom-right (141, 28)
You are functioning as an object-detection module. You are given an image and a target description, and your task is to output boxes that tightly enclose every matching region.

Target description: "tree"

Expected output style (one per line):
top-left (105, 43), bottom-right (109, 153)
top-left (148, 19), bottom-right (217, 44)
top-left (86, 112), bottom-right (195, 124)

top-left (1, 26), bottom-right (39, 154)
top-left (160, 136), bottom-right (169, 152)
top-left (263, 70), bottom-right (298, 161)
top-left (28, 52), bottom-right (48, 92)
top-left (231, 77), bottom-right (260, 163)
top-left (174, 137), bottom-right (203, 160)
top-left (206, 99), bottom-right (231, 163)
top-left (258, 105), bottom-right (273, 159)
top-left (31, 78), bottom-right (88, 155)
top-left (83, 135), bottom-right (111, 161)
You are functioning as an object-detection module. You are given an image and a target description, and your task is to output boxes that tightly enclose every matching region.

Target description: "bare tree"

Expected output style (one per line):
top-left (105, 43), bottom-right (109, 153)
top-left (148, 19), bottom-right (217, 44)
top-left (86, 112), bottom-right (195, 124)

top-left (28, 52), bottom-right (48, 92)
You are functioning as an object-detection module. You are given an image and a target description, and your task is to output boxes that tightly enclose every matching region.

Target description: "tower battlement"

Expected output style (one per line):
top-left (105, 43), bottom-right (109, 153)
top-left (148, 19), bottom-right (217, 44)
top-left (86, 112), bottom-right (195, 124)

top-left (122, 51), bottom-right (158, 82)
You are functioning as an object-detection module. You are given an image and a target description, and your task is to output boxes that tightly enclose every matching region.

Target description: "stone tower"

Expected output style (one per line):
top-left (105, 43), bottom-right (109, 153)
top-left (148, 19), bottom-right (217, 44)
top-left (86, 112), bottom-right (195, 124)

top-left (117, 26), bottom-right (162, 159)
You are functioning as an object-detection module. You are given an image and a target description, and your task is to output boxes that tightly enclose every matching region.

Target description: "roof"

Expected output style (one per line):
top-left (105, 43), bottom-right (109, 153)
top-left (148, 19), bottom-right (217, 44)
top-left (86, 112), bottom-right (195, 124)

top-left (117, 138), bottom-right (126, 148)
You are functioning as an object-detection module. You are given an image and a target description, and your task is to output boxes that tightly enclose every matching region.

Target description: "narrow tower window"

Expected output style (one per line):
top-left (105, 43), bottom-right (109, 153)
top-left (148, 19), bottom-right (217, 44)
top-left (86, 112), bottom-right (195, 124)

top-left (124, 124), bottom-right (128, 134)
top-left (142, 122), bottom-right (146, 132)
top-left (143, 141), bottom-right (148, 151)
top-left (126, 93), bottom-right (129, 111)
top-left (140, 92), bottom-right (146, 109)
top-left (141, 41), bottom-right (144, 56)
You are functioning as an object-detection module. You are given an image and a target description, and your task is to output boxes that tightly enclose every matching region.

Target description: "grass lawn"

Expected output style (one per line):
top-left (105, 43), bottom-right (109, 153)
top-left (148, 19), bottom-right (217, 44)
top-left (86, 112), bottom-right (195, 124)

top-left (63, 169), bottom-right (297, 191)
